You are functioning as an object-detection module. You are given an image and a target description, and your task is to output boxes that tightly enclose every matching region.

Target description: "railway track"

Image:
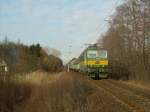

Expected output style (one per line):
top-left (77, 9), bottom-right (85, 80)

top-left (105, 80), bottom-right (150, 99)
top-left (93, 80), bottom-right (150, 112)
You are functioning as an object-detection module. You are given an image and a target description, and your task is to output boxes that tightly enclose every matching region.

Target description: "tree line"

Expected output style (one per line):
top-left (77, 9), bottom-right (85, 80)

top-left (0, 38), bottom-right (63, 74)
top-left (99, 0), bottom-right (150, 80)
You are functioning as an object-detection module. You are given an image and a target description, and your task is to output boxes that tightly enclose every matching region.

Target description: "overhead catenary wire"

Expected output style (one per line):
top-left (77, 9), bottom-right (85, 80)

top-left (94, 0), bottom-right (122, 42)
top-left (67, 0), bottom-right (123, 60)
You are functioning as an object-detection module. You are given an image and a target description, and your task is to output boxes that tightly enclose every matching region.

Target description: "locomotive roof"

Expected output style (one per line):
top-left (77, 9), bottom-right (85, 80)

top-left (78, 44), bottom-right (103, 58)
top-left (87, 45), bottom-right (100, 50)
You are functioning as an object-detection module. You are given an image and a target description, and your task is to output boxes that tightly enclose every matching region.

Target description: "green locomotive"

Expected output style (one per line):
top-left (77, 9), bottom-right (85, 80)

top-left (69, 44), bottom-right (108, 78)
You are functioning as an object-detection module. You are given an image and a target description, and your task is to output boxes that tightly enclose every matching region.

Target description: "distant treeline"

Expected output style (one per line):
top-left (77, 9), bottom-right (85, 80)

top-left (99, 0), bottom-right (150, 81)
top-left (0, 38), bottom-right (63, 74)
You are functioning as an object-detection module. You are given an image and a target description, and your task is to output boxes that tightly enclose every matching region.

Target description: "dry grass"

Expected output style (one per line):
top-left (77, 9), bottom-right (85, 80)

top-left (0, 76), bottom-right (32, 112)
top-left (1, 72), bottom-right (139, 112)
top-left (15, 72), bottom-right (131, 112)
top-left (10, 71), bottom-right (62, 85)
top-left (16, 72), bottom-right (95, 112)
top-left (0, 71), bottom-right (62, 112)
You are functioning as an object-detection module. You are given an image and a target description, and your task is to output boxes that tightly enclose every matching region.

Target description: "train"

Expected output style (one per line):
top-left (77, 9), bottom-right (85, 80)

top-left (69, 44), bottom-right (109, 79)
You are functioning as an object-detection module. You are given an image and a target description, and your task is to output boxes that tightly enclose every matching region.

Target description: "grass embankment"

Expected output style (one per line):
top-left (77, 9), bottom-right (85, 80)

top-left (0, 71), bottom-right (58, 112)
top-left (15, 72), bottom-right (96, 112)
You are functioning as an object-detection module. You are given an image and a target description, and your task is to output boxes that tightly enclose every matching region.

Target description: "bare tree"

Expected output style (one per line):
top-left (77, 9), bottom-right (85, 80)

top-left (99, 0), bottom-right (150, 80)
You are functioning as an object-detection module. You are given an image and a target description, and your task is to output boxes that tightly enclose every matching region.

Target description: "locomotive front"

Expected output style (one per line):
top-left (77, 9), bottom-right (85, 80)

top-left (80, 45), bottom-right (108, 78)
top-left (86, 49), bottom-right (108, 78)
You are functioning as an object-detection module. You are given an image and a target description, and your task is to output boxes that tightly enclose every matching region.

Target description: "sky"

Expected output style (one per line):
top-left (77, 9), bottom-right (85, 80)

top-left (0, 0), bottom-right (123, 63)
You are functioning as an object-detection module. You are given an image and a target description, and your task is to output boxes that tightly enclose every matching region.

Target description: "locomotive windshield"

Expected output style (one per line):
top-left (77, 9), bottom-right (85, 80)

top-left (87, 50), bottom-right (97, 59)
top-left (99, 50), bottom-right (107, 58)
top-left (87, 50), bottom-right (107, 59)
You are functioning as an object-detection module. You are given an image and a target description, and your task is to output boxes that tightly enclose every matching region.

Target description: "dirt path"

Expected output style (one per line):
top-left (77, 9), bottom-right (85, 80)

top-left (15, 72), bottom-right (150, 112)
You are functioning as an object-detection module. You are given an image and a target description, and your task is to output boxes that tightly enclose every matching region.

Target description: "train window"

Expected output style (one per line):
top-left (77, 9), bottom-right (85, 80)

top-left (87, 50), bottom-right (97, 58)
top-left (99, 50), bottom-right (107, 58)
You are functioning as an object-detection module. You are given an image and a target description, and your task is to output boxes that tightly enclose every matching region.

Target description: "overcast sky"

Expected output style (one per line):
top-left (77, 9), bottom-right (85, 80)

top-left (0, 0), bottom-right (123, 63)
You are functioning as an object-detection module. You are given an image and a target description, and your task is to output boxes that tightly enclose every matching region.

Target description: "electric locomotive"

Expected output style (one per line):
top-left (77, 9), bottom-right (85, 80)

top-left (69, 44), bottom-right (108, 78)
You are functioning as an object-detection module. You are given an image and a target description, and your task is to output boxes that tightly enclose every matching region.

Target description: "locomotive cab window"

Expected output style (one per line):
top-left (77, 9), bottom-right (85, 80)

top-left (99, 50), bottom-right (107, 59)
top-left (87, 50), bottom-right (98, 59)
